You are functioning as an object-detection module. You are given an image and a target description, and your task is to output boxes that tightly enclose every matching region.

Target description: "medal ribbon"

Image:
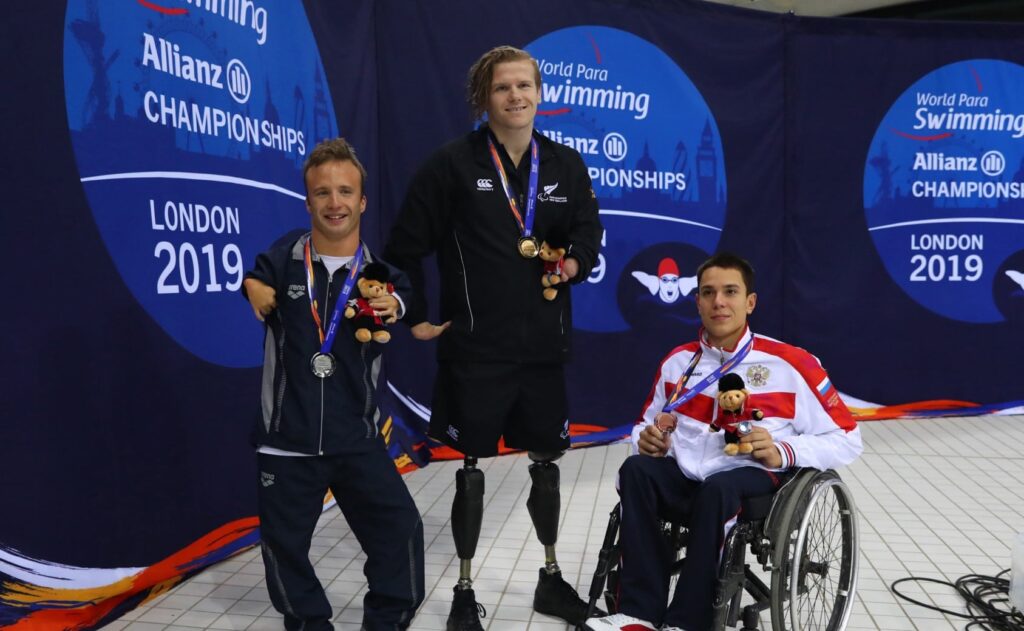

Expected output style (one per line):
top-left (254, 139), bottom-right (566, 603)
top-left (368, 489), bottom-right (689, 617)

top-left (303, 237), bottom-right (365, 353)
top-left (487, 134), bottom-right (539, 238)
top-left (661, 335), bottom-right (754, 413)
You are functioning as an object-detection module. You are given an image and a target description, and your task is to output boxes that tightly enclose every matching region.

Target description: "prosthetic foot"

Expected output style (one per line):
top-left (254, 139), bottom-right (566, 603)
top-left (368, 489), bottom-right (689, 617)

top-left (446, 586), bottom-right (485, 631)
top-left (534, 567), bottom-right (596, 626)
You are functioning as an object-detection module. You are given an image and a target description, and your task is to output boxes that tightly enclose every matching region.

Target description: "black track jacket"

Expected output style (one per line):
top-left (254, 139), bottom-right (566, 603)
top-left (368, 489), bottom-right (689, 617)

top-left (384, 126), bottom-right (603, 364)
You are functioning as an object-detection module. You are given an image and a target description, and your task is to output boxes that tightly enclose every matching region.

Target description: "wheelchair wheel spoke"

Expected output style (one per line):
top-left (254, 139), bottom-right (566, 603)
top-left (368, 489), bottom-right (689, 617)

top-left (796, 485), bottom-right (844, 629)
top-left (771, 471), bottom-right (859, 631)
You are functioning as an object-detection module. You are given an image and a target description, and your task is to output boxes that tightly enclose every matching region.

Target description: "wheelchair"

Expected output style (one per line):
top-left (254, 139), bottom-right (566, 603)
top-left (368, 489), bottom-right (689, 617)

top-left (584, 468), bottom-right (859, 631)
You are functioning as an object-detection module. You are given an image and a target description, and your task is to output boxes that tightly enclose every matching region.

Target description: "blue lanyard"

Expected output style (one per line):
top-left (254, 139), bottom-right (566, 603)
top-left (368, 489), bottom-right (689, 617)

top-left (662, 336), bottom-right (754, 413)
top-left (303, 237), bottom-right (364, 354)
top-left (487, 135), bottom-right (539, 237)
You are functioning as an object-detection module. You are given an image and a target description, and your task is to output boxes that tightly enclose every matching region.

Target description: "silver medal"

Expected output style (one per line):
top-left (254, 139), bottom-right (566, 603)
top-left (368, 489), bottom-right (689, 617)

top-left (310, 352), bottom-right (336, 378)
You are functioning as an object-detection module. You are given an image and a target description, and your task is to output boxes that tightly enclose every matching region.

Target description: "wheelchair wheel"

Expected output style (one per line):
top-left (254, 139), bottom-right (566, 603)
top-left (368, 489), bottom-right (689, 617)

top-left (769, 470), bottom-right (859, 631)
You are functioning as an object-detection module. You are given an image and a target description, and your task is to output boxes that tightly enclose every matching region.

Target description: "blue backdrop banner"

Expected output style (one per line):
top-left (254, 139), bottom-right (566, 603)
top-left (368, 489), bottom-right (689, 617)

top-left (2, 1), bottom-right (1022, 627)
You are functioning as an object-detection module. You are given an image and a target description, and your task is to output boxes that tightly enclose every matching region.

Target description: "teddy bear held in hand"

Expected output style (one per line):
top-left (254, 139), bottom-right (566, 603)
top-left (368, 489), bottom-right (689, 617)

top-left (712, 372), bottom-right (764, 456)
top-left (539, 241), bottom-right (566, 301)
top-left (344, 262), bottom-right (394, 344)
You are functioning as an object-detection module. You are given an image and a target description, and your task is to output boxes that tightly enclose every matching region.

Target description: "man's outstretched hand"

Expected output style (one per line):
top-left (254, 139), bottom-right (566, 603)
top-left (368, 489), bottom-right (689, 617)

top-left (410, 321), bottom-right (451, 340)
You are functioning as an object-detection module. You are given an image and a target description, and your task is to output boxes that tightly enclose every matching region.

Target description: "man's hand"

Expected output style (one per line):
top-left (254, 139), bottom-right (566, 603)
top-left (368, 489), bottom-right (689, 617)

top-left (740, 426), bottom-right (783, 469)
top-left (410, 321), bottom-right (451, 340)
top-left (370, 295), bottom-right (400, 324)
top-left (244, 278), bottom-right (277, 322)
top-left (637, 424), bottom-right (670, 457)
top-left (560, 256), bottom-right (580, 283)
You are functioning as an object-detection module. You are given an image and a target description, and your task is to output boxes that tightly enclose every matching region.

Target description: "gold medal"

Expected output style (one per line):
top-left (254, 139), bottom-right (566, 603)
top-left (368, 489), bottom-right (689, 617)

top-left (517, 236), bottom-right (539, 258)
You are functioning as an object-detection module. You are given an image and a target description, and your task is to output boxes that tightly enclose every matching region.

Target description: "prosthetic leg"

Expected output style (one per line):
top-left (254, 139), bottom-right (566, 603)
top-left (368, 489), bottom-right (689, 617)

top-left (452, 457), bottom-right (485, 589)
top-left (527, 452), bottom-right (563, 573)
top-left (447, 457), bottom-right (486, 631)
top-left (528, 452), bottom-right (599, 625)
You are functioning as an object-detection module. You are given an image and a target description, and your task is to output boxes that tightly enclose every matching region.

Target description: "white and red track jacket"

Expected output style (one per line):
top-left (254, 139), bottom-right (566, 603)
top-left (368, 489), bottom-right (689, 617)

top-left (630, 326), bottom-right (863, 481)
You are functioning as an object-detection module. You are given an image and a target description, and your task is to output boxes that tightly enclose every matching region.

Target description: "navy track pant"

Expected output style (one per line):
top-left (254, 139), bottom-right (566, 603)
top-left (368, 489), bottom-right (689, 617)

top-left (257, 448), bottom-right (424, 631)
top-left (616, 455), bottom-right (779, 630)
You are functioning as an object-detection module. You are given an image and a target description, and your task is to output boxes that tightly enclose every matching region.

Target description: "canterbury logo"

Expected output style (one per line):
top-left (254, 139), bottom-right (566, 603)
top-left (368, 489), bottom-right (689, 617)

top-left (287, 284), bottom-right (305, 299)
top-left (260, 472), bottom-right (275, 487)
top-left (447, 425), bottom-right (460, 441)
top-left (476, 178), bottom-right (493, 191)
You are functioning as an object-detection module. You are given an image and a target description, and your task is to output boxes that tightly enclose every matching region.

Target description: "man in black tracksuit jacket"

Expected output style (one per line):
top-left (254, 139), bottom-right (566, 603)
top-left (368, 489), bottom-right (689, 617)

top-left (244, 138), bottom-right (424, 631)
top-left (386, 125), bottom-right (600, 367)
top-left (383, 46), bottom-right (603, 630)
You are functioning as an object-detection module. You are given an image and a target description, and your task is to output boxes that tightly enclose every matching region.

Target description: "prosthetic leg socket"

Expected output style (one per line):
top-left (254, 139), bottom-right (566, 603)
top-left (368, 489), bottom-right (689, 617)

top-left (527, 460), bottom-right (561, 546)
top-left (452, 459), bottom-right (485, 563)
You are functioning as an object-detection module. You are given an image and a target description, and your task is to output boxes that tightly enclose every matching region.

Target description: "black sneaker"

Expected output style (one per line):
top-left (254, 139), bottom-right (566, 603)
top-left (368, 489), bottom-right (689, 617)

top-left (533, 568), bottom-right (604, 625)
top-left (446, 586), bottom-right (486, 631)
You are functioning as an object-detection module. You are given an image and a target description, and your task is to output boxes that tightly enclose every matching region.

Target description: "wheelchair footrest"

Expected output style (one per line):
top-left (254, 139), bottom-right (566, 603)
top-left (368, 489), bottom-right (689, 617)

top-left (602, 568), bottom-right (620, 615)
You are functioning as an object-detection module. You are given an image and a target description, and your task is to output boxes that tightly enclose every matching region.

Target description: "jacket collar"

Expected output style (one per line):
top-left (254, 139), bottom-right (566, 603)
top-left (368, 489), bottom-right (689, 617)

top-left (471, 124), bottom-right (555, 169)
top-left (699, 325), bottom-right (753, 363)
top-left (290, 232), bottom-right (373, 263)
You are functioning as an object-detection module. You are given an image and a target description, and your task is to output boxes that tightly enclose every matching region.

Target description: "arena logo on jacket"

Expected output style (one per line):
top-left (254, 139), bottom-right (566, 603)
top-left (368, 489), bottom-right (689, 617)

top-left (63, 0), bottom-right (337, 367)
top-left (864, 59), bottom-right (1024, 324)
top-left (526, 26), bottom-right (726, 333)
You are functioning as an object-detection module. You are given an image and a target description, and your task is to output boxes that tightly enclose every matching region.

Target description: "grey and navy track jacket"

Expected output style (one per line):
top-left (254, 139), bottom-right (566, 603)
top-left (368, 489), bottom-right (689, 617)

top-left (244, 235), bottom-right (411, 455)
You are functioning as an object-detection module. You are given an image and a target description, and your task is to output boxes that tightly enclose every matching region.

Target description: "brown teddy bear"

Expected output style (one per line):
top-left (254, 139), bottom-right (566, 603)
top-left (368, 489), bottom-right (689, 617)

top-left (712, 373), bottom-right (764, 456)
top-left (539, 241), bottom-right (566, 301)
top-left (344, 262), bottom-right (393, 344)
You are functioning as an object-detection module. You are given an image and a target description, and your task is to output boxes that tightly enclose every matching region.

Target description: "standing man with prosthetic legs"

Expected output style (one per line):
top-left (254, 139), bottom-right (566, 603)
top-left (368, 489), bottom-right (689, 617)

top-left (384, 46), bottom-right (603, 630)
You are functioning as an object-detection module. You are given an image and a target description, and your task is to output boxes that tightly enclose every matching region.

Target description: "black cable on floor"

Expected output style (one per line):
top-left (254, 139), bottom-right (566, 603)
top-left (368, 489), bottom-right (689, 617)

top-left (891, 570), bottom-right (1024, 631)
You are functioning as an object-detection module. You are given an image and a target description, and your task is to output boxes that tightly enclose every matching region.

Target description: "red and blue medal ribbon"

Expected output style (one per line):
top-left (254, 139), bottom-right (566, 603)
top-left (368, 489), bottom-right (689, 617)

top-left (662, 336), bottom-right (754, 413)
top-left (487, 135), bottom-right (539, 239)
top-left (303, 237), bottom-right (364, 353)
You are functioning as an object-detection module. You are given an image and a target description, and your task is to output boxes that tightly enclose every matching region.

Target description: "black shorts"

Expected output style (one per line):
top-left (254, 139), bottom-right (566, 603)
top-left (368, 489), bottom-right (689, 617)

top-left (428, 361), bottom-right (570, 457)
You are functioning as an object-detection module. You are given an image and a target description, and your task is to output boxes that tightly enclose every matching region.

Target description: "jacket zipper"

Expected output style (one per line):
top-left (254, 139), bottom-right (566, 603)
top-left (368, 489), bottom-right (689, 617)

top-left (701, 348), bottom-right (725, 480)
top-left (453, 231), bottom-right (474, 332)
top-left (361, 343), bottom-right (374, 437)
top-left (318, 267), bottom-right (332, 455)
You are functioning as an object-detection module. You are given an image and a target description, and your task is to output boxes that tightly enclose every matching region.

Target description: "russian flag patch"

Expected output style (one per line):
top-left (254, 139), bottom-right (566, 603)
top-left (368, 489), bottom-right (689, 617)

top-left (817, 377), bottom-right (833, 398)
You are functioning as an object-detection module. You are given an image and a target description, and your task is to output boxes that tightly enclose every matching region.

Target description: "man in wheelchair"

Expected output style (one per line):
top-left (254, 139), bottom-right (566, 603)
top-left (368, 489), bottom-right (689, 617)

top-left (586, 253), bottom-right (863, 631)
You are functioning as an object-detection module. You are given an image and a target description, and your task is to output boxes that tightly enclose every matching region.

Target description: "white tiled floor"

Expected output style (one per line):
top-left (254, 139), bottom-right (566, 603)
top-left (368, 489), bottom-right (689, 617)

top-left (107, 414), bottom-right (1024, 630)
